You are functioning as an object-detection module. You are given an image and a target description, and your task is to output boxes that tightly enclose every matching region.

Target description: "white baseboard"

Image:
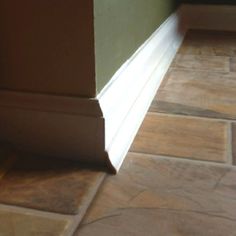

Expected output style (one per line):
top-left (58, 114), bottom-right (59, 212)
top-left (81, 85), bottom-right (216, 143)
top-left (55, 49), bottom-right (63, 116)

top-left (0, 105), bottom-right (106, 164)
top-left (98, 9), bottom-right (186, 172)
top-left (2, 4), bottom-right (234, 173)
top-left (98, 3), bottom-right (236, 172)
top-left (0, 9), bottom-right (185, 173)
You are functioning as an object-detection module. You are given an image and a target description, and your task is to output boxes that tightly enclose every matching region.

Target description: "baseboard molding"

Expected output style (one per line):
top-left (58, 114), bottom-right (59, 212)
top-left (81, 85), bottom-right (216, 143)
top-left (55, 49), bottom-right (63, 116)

top-left (1, 4), bottom-right (234, 173)
top-left (0, 90), bottom-right (102, 117)
top-left (0, 9), bottom-right (185, 173)
top-left (98, 9), bottom-right (186, 171)
top-left (98, 3), bottom-right (236, 171)
top-left (0, 106), bottom-right (106, 165)
top-left (0, 91), bottom-right (108, 168)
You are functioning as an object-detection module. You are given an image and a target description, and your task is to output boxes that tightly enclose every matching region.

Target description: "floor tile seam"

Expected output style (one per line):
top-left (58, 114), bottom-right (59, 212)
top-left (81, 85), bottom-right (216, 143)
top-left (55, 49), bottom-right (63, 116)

top-left (175, 52), bottom-right (231, 58)
top-left (178, 49), bottom-right (235, 54)
top-left (227, 122), bottom-right (233, 165)
top-left (170, 64), bottom-right (231, 72)
top-left (0, 204), bottom-right (88, 236)
top-left (176, 56), bottom-right (232, 62)
top-left (128, 151), bottom-right (236, 170)
top-left (0, 174), bottom-right (107, 236)
top-left (70, 173), bottom-right (107, 236)
top-left (0, 203), bottom-right (77, 219)
top-left (147, 111), bottom-right (236, 123)
top-left (171, 67), bottom-right (231, 74)
top-left (129, 150), bottom-right (226, 164)
top-left (168, 67), bottom-right (236, 77)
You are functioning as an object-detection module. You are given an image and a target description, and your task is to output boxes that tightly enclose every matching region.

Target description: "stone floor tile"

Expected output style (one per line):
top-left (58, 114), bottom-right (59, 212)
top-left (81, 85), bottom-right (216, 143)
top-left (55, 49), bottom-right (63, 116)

top-left (184, 30), bottom-right (236, 49)
top-left (77, 153), bottom-right (236, 236)
top-left (130, 113), bottom-right (228, 163)
top-left (171, 54), bottom-right (230, 72)
top-left (178, 30), bottom-right (236, 59)
top-left (178, 44), bottom-right (236, 57)
top-left (151, 69), bottom-right (236, 120)
top-left (178, 44), bottom-right (216, 56)
top-left (0, 207), bottom-right (72, 236)
top-left (0, 155), bottom-right (105, 215)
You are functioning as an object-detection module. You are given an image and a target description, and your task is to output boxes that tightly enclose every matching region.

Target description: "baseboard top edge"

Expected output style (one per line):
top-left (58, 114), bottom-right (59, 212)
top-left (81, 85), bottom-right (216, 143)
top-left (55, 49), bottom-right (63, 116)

top-left (0, 89), bottom-right (102, 117)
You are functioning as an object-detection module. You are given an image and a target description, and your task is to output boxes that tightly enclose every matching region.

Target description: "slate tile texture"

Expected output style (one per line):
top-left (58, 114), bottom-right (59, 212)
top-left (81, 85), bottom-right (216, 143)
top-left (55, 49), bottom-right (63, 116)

top-left (131, 113), bottom-right (228, 163)
top-left (77, 153), bottom-right (236, 236)
top-left (0, 155), bottom-right (105, 215)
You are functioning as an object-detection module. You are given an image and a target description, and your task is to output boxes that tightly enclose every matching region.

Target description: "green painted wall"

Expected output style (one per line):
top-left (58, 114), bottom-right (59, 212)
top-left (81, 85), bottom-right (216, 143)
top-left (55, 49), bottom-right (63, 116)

top-left (1, 1), bottom-right (233, 98)
top-left (182, 0), bottom-right (236, 4)
top-left (0, 0), bottom-right (181, 97)
top-left (94, 0), bottom-right (180, 94)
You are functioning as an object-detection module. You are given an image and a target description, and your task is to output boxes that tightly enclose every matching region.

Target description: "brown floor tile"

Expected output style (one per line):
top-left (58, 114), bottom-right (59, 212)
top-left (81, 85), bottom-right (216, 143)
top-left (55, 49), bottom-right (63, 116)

top-left (77, 153), bottom-right (236, 236)
top-left (232, 123), bottom-right (236, 165)
top-left (0, 207), bottom-right (72, 236)
top-left (171, 54), bottom-right (230, 72)
top-left (151, 69), bottom-right (236, 120)
top-left (178, 30), bottom-right (236, 57)
top-left (0, 155), bottom-right (105, 215)
top-left (184, 30), bottom-right (236, 48)
top-left (178, 44), bottom-right (236, 57)
top-left (130, 113), bottom-right (228, 163)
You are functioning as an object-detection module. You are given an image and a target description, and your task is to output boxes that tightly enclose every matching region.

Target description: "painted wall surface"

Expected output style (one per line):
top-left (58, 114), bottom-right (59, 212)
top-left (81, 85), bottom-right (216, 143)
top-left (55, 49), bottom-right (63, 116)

top-left (0, 1), bottom-right (96, 97)
top-left (94, 0), bottom-right (180, 94)
top-left (182, 0), bottom-right (236, 4)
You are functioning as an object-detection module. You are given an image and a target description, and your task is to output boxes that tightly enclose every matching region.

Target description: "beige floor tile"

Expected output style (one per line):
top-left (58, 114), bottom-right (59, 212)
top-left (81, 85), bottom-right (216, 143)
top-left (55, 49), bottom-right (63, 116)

top-left (131, 113), bottom-right (228, 163)
top-left (151, 69), bottom-right (236, 120)
top-left (184, 30), bottom-right (236, 48)
top-left (171, 54), bottom-right (230, 72)
top-left (0, 208), bottom-right (72, 236)
top-left (178, 44), bottom-right (236, 57)
top-left (178, 30), bottom-right (236, 57)
top-left (77, 153), bottom-right (236, 236)
top-left (0, 155), bottom-right (105, 215)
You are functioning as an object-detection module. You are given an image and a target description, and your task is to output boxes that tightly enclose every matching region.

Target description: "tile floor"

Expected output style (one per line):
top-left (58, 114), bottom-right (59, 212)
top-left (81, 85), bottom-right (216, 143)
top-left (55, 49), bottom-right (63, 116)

top-left (1, 30), bottom-right (236, 235)
top-left (0, 151), bottom-right (106, 235)
top-left (77, 30), bottom-right (236, 236)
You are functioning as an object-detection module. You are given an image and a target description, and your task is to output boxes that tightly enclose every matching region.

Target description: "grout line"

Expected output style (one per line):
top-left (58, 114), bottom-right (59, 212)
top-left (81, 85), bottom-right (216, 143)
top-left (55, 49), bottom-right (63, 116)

top-left (129, 150), bottom-right (225, 164)
top-left (0, 173), bottom-right (107, 236)
top-left (0, 154), bottom-right (107, 236)
top-left (231, 122), bottom-right (235, 166)
top-left (0, 203), bottom-right (78, 236)
top-left (0, 203), bottom-right (76, 219)
top-left (227, 122), bottom-right (233, 165)
top-left (139, 111), bottom-right (234, 166)
top-left (148, 111), bottom-right (236, 123)
top-left (128, 151), bottom-right (236, 169)
top-left (71, 174), bottom-right (107, 236)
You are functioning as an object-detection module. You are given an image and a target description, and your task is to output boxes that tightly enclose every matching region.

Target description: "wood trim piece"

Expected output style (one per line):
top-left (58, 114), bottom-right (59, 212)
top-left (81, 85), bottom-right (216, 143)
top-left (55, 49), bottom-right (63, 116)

top-left (0, 90), bottom-right (102, 117)
top-left (6, 4), bottom-right (234, 172)
top-left (98, 9), bottom-right (187, 172)
top-left (0, 106), bottom-right (106, 165)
